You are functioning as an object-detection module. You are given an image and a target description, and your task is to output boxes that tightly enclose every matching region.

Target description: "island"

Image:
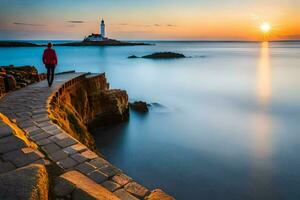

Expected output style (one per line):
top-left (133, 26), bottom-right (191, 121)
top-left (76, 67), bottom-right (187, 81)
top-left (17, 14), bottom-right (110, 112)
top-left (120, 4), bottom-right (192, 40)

top-left (0, 41), bottom-right (40, 47)
top-left (128, 52), bottom-right (186, 59)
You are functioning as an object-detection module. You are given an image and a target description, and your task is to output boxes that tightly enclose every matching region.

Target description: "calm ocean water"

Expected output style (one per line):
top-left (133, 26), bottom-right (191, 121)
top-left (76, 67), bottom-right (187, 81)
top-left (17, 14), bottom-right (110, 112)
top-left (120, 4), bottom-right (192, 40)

top-left (1, 41), bottom-right (300, 199)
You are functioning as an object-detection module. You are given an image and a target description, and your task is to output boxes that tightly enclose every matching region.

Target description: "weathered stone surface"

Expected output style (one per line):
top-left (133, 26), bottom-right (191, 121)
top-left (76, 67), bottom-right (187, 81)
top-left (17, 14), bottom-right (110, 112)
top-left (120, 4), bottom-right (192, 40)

top-left (55, 137), bottom-right (77, 148)
top-left (99, 164), bottom-right (121, 178)
top-left (71, 153), bottom-right (88, 163)
top-left (81, 150), bottom-right (98, 160)
top-left (75, 162), bottom-right (97, 175)
top-left (114, 189), bottom-right (139, 200)
top-left (88, 170), bottom-right (108, 184)
top-left (48, 150), bottom-right (69, 162)
top-left (89, 157), bottom-right (109, 168)
top-left (101, 180), bottom-right (121, 192)
top-left (54, 176), bottom-right (76, 197)
top-left (41, 142), bottom-right (60, 154)
top-left (3, 148), bottom-right (43, 168)
top-left (0, 164), bottom-right (48, 200)
top-left (145, 189), bottom-right (175, 200)
top-left (57, 157), bottom-right (78, 169)
top-left (0, 161), bottom-right (16, 174)
top-left (112, 173), bottom-right (132, 186)
top-left (63, 143), bottom-right (87, 155)
top-left (0, 135), bottom-right (26, 154)
top-left (60, 170), bottom-right (120, 200)
top-left (124, 181), bottom-right (149, 198)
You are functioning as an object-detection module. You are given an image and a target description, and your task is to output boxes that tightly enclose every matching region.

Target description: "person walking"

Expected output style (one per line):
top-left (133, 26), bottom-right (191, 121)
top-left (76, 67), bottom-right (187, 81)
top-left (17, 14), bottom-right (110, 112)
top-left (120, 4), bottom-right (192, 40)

top-left (42, 42), bottom-right (58, 87)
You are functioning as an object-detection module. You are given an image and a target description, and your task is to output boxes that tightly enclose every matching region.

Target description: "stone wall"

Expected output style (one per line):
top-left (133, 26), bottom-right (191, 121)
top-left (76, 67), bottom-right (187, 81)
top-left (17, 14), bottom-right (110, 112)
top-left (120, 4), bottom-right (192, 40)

top-left (48, 73), bottom-right (129, 151)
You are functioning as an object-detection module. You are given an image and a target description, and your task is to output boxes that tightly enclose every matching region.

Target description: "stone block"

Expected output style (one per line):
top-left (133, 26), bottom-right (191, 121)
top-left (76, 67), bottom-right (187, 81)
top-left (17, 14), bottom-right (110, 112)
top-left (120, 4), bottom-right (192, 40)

top-left (101, 180), bottom-right (121, 192)
top-left (63, 143), bottom-right (87, 155)
top-left (30, 132), bottom-right (50, 142)
top-left (36, 138), bottom-right (51, 146)
top-left (114, 189), bottom-right (138, 200)
top-left (75, 162), bottom-right (97, 175)
top-left (41, 143), bottom-right (60, 154)
top-left (0, 135), bottom-right (27, 154)
top-left (88, 170), bottom-right (108, 184)
top-left (59, 170), bottom-right (119, 200)
top-left (112, 173), bottom-right (132, 186)
top-left (3, 148), bottom-right (42, 168)
top-left (0, 164), bottom-right (48, 200)
top-left (89, 157), bottom-right (109, 169)
top-left (48, 150), bottom-right (69, 162)
top-left (57, 157), bottom-right (78, 169)
top-left (81, 150), bottom-right (98, 160)
top-left (145, 189), bottom-right (175, 200)
top-left (99, 164), bottom-right (121, 178)
top-left (55, 137), bottom-right (77, 148)
top-left (71, 153), bottom-right (88, 163)
top-left (124, 181), bottom-right (149, 198)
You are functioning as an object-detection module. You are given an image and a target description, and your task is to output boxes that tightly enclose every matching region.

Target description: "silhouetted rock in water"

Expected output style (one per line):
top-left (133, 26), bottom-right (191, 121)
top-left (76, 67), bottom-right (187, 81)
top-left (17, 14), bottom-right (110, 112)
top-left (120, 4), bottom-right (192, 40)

top-left (142, 52), bottom-right (185, 59)
top-left (129, 101), bottom-right (149, 113)
top-left (0, 41), bottom-right (40, 47)
top-left (128, 55), bottom-right (139, 59)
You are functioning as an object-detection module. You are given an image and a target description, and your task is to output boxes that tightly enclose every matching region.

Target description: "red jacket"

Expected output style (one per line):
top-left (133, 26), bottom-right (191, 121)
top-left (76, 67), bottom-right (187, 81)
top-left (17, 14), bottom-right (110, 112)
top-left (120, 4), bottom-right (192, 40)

top-left (43, 48), bottom-right (58, 65)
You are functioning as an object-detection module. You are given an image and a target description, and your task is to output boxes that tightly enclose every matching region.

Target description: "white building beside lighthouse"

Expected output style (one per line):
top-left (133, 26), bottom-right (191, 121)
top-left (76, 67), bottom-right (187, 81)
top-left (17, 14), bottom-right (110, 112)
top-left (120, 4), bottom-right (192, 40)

top-left (84, 18), bottom-right (107, 42)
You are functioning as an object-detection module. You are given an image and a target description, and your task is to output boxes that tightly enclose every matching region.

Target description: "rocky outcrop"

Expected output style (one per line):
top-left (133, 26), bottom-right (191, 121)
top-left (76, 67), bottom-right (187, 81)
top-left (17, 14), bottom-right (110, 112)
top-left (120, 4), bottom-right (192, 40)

top-left (49, 73), bottom-right (129, 150)
top-left (145, 189), bottom-right (174, 200)
top-left (142, 52), bottom-right (185, 59)
top-left (0, 164), bottom-right (49, 200)
top-left (129, 101), bottom-right (149, 113)
top-left (0, 65), bottom-right (46, 97)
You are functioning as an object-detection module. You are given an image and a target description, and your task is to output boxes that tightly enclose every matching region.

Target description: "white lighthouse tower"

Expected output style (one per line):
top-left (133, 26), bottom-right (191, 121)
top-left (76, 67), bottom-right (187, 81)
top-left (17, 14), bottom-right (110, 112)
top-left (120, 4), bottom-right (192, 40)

top-left (101, 19), bottom-right (105, 38)
top-left (84, 18), bottom-right (108, 42)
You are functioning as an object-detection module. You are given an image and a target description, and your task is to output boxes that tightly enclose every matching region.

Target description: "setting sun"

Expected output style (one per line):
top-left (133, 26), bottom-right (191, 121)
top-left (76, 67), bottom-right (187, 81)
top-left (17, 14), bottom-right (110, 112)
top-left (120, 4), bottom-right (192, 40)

top-left (260, 23), bottom-right (271, 33)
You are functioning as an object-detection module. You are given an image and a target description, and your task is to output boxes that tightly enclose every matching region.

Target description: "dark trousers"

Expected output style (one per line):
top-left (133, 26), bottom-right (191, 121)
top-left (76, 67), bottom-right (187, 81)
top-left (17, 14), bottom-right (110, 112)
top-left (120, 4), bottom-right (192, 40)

top-left (45, 64), bottom-right (55, 86)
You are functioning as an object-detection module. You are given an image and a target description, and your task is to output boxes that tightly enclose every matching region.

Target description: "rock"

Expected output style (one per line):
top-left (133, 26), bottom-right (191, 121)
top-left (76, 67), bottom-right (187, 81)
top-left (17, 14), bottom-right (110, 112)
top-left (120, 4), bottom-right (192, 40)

top-left (129, 101), bottom-right (149, 113)
top-left (124, 181), bottom-right (149, 198)
top-left (0, 65), bottom-right (45, 95)
top-left (0, 164), bottom-right (48, 200)
top-left (142, 52), bottom-right (185, 59)
top-left (145, 189), bottom-right (175, 200)
top-left (128, 55), bottom-right (139, 59)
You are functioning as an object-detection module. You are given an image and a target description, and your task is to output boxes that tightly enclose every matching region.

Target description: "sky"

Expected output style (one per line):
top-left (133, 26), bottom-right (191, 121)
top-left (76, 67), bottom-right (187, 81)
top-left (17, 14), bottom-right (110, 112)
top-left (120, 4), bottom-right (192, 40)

top-left (0, 0), bottom-right (299, 40)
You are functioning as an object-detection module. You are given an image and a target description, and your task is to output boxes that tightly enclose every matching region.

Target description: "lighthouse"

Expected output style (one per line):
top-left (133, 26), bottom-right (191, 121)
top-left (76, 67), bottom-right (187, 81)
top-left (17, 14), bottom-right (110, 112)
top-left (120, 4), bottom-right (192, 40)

top-left (101, 19), bottom-right (105, 38)
top-left (84, 18), bottom-right (107, 42)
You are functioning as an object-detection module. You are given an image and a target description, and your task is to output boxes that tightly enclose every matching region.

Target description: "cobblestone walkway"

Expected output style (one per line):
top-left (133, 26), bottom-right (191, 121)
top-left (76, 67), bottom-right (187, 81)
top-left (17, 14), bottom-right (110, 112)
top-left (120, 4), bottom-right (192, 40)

top-left (0, 72), bottom-right (155, 200)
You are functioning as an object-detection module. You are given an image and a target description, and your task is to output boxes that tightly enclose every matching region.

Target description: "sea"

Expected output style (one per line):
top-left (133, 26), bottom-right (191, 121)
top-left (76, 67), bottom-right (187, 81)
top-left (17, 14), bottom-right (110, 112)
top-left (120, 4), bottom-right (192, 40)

top-left (1, 40), bottom-right (300, 200)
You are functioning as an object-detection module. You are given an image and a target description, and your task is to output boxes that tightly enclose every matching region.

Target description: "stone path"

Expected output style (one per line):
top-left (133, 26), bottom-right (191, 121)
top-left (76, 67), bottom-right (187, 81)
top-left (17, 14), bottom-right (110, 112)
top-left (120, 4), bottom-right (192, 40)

top-left (0, 72), bottom-right (172, 200)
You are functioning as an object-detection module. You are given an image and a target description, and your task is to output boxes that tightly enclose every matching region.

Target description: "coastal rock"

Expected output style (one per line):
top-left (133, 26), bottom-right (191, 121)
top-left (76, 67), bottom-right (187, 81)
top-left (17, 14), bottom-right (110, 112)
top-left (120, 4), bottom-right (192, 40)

top-left (145, 189), bottom-right (175, 200)
top-left (56, 40), bottom-right (149, 47)
top-left (0, 164), bottom-right (49, 200)
top-left (142, 52), bottom-right (185, 59)
top-left (128, 55), bottom-right (139, 59)
top-left (129, 101), bottom-right (149, 113)
top-left (0, 65), bottom-right (46, 96)
top-left (49, 73), bottom-right (129, 150)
